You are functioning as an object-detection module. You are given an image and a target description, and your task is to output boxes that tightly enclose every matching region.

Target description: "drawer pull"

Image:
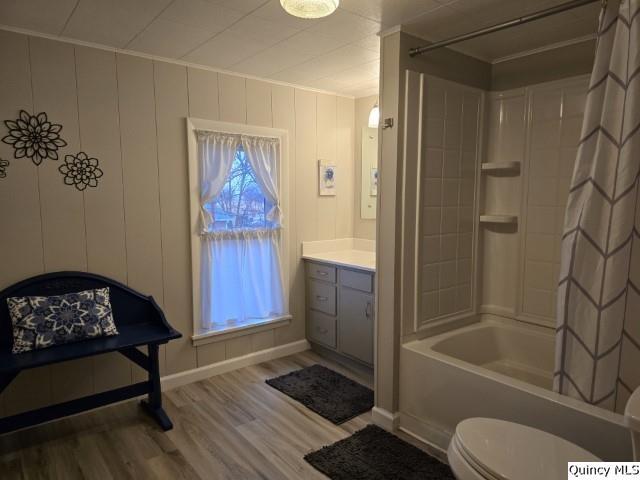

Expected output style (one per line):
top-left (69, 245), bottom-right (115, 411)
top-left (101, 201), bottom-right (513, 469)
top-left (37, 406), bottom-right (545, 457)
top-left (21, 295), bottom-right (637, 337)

top-left (316, 327), bottom-right (328, 334)
top-left (317, 270), bottom-right (328, 276)
top-left (316, 295), bottom-right (329, 302)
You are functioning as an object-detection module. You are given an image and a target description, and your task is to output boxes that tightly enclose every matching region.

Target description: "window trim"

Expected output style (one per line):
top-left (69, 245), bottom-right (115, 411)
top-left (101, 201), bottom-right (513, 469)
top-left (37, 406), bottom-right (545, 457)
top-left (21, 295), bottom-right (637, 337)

top-left (186, 118), bottom-right (290, 344)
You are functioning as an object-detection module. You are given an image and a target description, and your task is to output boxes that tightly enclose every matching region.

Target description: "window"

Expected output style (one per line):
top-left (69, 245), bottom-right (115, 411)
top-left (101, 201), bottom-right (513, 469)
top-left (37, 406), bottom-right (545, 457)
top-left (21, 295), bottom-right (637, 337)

top-left (206, 146), bottom-right (275, 232)
top-left (187, 119), bottom-right (290, 343)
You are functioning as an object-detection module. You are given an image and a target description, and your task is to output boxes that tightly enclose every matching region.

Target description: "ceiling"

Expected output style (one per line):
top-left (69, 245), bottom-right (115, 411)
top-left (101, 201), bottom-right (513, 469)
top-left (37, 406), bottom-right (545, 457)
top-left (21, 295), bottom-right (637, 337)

top-left (0, 0), bottom-right (600, 98)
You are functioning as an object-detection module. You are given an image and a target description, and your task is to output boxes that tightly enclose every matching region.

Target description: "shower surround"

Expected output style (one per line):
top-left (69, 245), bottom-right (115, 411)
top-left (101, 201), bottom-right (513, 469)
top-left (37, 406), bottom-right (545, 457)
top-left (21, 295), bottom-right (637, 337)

top-left (396, 70), bottom-right (632, 459)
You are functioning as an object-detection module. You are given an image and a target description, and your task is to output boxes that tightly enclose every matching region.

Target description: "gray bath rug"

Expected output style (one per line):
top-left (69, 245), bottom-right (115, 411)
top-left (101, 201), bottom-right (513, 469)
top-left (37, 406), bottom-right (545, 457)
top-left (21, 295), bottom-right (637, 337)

top-left (265, 364), bottom-right (373, 424)
top-left (304, 424), bottom-right (455, 480)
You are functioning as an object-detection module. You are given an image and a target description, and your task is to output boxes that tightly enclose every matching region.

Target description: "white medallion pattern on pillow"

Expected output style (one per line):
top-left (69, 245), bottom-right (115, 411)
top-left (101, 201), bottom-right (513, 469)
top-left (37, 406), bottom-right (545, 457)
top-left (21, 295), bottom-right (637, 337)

top-left (7, 287), bottom-right (118, 354)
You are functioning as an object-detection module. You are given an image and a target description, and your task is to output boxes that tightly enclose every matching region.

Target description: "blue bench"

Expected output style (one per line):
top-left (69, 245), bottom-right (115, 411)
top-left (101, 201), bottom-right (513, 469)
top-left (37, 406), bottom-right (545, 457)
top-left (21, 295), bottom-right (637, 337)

top-left (0, 271), bottom-right (181, 434)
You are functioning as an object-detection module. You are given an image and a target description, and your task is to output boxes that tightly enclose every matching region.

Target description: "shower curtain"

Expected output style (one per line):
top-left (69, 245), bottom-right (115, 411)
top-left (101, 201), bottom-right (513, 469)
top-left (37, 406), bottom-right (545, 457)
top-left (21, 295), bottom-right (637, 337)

top-left (555, 0), bottom-right (640, 412)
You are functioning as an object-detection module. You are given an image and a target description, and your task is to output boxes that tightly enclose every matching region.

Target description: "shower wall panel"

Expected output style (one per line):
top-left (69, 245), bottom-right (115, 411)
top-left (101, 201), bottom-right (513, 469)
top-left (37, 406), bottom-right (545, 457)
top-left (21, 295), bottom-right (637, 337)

top-left (479, 75), bottom-right (589, 328)
top-left (480, 90), bottom-right (526, 314)
top-left (520, 78), bottom-right (587, 323)
top-left (416, 75), bottom-right (482, 330)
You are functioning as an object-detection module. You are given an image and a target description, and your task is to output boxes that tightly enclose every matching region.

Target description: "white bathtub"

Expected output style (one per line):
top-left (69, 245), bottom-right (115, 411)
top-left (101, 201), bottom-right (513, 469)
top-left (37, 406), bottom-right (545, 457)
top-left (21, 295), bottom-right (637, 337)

top-left (399, 319), bottom-right (631, 460)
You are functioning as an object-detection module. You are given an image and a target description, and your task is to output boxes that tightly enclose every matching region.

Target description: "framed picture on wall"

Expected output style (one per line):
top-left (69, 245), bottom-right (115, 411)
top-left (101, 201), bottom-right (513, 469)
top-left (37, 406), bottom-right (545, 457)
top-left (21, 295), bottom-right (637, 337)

top-left (318, 160), bottom-right (337, 196)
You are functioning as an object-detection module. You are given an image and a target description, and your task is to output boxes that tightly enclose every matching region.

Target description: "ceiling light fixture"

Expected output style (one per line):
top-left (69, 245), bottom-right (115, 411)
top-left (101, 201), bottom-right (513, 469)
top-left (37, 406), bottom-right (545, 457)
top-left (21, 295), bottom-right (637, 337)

top-left (368, 103), bottom-right (380, 128)
top-left (280, 0), bottom-right (339, 19)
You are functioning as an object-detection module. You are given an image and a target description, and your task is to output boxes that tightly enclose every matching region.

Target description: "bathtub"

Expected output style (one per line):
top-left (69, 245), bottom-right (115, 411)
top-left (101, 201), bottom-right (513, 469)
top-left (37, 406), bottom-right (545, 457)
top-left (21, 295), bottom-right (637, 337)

top-left (399, 319), bottom-right (631, 460)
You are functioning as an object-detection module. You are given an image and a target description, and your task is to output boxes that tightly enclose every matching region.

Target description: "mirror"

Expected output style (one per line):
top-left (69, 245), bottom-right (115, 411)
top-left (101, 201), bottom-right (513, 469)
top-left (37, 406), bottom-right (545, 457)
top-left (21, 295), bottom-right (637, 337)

top-left (360, 126), bottom-right (378, 219)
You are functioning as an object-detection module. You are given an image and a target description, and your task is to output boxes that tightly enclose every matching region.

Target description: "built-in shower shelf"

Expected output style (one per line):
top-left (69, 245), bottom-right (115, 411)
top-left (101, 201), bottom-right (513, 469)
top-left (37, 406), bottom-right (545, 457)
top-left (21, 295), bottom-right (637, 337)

top-left (479, 215), bottom-right (518, 225)
top-left (481, 162), bottom-right (520, 173)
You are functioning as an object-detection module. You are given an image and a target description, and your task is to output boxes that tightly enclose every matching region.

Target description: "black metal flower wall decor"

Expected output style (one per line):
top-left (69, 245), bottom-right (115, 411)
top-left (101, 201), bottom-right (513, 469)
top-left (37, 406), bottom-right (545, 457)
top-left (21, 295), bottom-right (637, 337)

top-left (0, 158), bottom-right (9, 179)
top-left (59, 152), bottom-right (103, 191)
top-left (2, 110), bottom-right (67, 165)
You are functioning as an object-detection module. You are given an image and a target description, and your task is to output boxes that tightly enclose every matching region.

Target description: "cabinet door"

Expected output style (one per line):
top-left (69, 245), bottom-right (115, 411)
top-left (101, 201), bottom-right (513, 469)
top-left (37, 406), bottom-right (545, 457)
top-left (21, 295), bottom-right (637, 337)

top-left (338, 288), bottom-right (374, 365)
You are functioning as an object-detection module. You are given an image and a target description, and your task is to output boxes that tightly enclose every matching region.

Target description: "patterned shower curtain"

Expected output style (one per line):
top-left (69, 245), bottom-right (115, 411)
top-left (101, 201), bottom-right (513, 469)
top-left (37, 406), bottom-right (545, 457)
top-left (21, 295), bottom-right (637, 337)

top-left (555, 0), bottom-right (640, 413)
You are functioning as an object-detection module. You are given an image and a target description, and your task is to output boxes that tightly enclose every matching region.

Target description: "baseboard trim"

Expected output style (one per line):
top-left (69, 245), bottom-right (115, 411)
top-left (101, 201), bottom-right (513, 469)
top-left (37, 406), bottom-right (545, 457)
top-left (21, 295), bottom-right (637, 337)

top-left (398, 425), bottom-right (448, 457)
top-left (161, 339), bottom-right (310, 391)
top-left (398, 412), bottom-right (452, 452)
top-left (371, 406), bottom-right (400, 431)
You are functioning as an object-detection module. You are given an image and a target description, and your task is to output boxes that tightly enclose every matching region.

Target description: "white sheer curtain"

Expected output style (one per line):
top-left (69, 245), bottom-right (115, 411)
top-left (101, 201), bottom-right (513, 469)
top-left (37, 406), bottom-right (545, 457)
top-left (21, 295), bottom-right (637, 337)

top-left (242, 136), bottom-right (282, 224)
top-left (197, 131), bottom-right (240, 233)
top-left (197, 130), bottom-right (286, 331)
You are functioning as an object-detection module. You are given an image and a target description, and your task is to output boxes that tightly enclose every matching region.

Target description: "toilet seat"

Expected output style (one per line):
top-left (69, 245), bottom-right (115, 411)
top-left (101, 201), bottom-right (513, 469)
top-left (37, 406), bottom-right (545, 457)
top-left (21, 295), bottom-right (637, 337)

top-left (449, 434), bottom-right (500, 480)
top-left (448, 418), bottom-right (601, 480)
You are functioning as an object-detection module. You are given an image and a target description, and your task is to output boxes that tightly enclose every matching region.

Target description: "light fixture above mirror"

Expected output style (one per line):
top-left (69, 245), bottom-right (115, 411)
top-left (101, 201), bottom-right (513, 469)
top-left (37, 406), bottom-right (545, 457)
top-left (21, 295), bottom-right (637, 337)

top-left (368, 103), bottom-right (380, 128)
top-left (280, 0), bottom-right (339, 19)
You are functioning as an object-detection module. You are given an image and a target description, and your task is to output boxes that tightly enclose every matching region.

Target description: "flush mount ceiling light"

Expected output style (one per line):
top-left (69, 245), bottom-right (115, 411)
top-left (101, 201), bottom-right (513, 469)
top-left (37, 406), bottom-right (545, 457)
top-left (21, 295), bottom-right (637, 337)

top-left (280, 0), bottom-right (339, 19)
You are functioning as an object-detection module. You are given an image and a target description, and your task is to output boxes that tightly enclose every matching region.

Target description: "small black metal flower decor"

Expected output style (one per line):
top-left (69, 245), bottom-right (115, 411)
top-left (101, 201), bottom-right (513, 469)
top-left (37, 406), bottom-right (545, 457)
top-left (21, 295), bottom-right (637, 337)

top-left (0, 158), bottom-right (9, 179)
top-left (2, 110), bottom-right (67, 165)
top-left (58, 152), bottom-right (103, 191)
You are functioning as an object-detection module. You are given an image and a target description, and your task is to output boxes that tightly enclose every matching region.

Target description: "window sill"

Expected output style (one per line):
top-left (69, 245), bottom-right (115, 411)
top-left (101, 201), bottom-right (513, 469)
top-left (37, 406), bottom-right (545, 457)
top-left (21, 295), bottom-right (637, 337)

top-left (191, 315), bottom-right (292, 347)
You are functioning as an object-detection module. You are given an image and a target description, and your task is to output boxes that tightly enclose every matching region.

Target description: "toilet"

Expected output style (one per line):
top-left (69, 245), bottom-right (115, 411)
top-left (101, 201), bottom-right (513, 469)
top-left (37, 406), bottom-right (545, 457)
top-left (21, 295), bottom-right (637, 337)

top-left (447, 388), bottom-right (640, 479)
top-left (447, 418), bottom-right (600, 480)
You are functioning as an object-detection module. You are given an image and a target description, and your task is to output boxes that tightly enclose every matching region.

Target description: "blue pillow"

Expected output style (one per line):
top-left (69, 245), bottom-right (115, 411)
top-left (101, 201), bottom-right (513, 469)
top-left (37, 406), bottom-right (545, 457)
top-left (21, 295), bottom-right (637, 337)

top-left (7, 287), bottom-right (119, 354)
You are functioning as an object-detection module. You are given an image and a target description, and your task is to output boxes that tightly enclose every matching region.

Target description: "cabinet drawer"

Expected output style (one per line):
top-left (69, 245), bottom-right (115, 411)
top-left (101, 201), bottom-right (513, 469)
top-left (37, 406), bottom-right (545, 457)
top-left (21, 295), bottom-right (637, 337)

top-left (306, 262), bottom-right (336, 283)
top-left (340, 269), bottom-right (373, 293)
top-left (308, 279), bottom-right (337, 315)
top-left (308, 311), bottom-right (336, 348)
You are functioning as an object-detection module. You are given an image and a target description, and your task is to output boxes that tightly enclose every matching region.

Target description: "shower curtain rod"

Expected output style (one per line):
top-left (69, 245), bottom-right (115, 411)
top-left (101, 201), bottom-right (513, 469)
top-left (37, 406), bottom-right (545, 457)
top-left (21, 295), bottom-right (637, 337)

top-left (408, 0), bottom-right (601, 57)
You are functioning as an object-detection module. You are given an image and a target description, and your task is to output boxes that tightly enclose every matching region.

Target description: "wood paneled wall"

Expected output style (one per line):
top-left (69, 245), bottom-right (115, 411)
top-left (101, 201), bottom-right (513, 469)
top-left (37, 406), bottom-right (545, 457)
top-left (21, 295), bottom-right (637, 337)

top-left (0, 30), bottom-right (355, 415)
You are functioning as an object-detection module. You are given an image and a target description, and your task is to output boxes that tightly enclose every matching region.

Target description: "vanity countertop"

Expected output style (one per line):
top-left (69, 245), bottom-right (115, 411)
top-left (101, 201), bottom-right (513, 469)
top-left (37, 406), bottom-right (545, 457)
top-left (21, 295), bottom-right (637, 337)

top-left (302, 249), bottom-right (375, 272)
top-left (301, 238), bottom-right (376, 272)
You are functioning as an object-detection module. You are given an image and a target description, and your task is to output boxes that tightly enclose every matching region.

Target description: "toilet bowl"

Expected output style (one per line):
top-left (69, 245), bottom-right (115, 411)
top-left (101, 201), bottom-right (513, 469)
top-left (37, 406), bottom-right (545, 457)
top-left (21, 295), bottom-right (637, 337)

top-left (447, 418), bottom-right (600, 480)
top-left (447, 387), bottom-right (640, 479)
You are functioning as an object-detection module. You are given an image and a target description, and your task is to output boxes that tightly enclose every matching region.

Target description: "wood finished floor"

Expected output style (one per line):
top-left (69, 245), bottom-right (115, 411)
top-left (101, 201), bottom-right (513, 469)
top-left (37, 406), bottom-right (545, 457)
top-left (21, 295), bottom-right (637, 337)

top-left (0, 350), bottom-right (443, 479)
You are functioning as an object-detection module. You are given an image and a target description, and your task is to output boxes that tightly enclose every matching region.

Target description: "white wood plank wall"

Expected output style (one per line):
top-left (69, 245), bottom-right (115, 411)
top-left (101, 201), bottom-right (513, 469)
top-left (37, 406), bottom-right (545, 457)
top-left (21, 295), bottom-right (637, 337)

top-left (0, 30), bottom-right (356, 415)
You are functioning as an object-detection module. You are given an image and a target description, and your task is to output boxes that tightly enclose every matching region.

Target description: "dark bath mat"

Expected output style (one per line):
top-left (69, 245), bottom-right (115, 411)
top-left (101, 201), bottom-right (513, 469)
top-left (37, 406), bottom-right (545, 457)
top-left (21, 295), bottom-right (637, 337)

top-left (265, 364), bottom-right (373, 424)
top-left (304, 424), bottom-right (455, 480)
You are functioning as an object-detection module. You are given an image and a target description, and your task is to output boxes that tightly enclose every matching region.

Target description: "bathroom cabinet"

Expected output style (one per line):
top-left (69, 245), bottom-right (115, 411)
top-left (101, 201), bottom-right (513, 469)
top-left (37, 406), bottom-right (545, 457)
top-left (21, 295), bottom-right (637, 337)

top-left (305, 260), bottom-right (374, 367)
